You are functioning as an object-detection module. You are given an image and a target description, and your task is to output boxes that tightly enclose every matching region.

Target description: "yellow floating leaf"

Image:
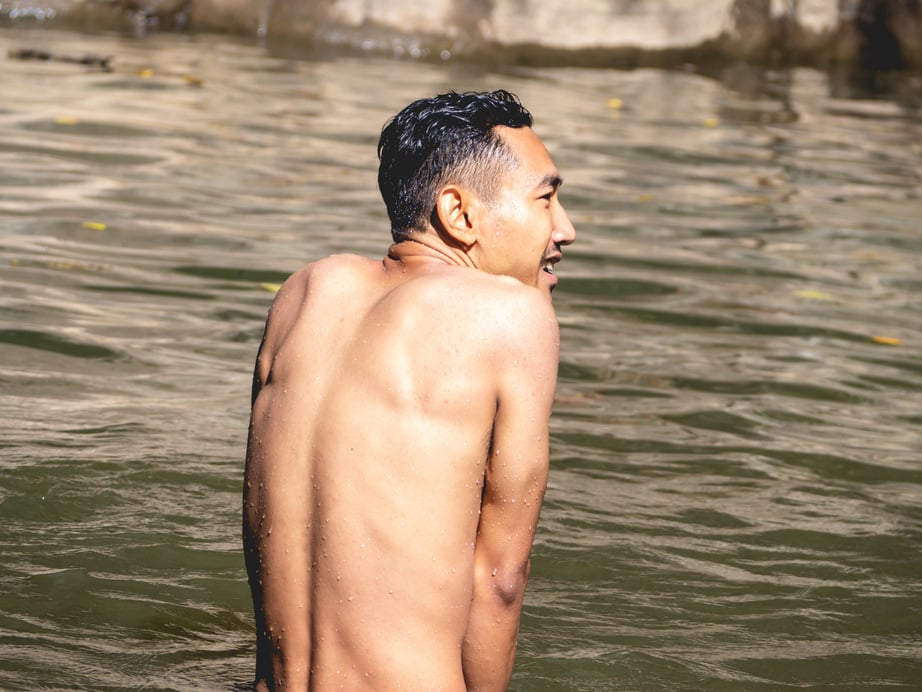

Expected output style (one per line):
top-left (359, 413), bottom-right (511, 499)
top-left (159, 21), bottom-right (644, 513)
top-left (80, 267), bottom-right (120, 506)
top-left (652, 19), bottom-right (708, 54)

top-left (606, 98), bottom-right (623, 109)
top-left (260, 282), bottom-right (282, 293)
top-left (637, 193), bottom-right (655, 203)
top-left (54, 116), bottom-right (78, 126)
top-left (871, 335), bottom-right (902, 346)
top-left (137, 68), bottom-right (154, 78)
top-left (725, 195), bottom-right (771, 205)
top-left (793, 289), bottom-right (834, 301)
top-left (182, 75), bottom-right (204, 87)
top-left (850, 249), bottom-right (884, 261)
top-left (702, 117), bottom-right (720, 128)
top-left (81, 221), bottom-right (107, 231)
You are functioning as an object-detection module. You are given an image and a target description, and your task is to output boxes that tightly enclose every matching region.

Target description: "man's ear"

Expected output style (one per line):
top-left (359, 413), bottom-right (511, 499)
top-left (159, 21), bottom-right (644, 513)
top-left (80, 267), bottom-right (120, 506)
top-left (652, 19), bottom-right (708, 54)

top-left (434, 184), bottom-right (482, 249)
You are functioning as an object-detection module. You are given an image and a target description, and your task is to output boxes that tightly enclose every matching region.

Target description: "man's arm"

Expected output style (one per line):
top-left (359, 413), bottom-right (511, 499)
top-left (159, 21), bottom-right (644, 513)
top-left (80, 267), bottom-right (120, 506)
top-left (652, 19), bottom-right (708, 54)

top-left (244, 383), bottom-right (313, 690)
top-left (462, 293), bottom-right (559, 691)
top-left (243, 277), bottom-right (313, 690)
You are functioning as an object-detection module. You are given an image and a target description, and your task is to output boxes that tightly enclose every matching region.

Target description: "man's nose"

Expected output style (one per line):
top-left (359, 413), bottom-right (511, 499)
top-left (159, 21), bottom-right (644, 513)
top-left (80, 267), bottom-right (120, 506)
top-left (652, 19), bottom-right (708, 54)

top-left (553, 203), bottom-right (576, 246)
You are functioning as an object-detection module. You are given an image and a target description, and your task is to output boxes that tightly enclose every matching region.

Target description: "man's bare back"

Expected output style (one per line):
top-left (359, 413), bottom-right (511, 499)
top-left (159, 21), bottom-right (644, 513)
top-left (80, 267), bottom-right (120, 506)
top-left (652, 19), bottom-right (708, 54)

top-left (244, 92), bottom-right (575, 690)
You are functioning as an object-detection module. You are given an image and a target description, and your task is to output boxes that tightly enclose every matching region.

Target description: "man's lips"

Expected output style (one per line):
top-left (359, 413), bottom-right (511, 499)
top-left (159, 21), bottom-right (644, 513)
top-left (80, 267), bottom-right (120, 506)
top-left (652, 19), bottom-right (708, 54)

top-left (541, 254), bottom-right (562, 289)
top-left (542, 253), bottom-right (562, 274)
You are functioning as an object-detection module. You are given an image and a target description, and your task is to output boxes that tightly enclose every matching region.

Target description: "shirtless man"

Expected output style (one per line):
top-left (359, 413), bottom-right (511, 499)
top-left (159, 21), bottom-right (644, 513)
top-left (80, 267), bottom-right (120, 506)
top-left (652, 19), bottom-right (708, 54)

top-left (243, 90), bottom-right (576, 690)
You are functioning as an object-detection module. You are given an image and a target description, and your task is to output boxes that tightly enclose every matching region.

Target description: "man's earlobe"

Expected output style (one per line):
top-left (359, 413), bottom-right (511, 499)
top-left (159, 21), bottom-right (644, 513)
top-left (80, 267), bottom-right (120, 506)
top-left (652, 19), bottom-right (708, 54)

top-left (435, 185), bottom-right (478, 249)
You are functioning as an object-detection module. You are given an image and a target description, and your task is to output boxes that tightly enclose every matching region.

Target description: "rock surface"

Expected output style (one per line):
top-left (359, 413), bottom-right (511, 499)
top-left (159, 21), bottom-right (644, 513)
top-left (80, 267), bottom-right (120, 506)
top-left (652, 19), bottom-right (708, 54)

top-left (3, 0), bottom-right (920, 69)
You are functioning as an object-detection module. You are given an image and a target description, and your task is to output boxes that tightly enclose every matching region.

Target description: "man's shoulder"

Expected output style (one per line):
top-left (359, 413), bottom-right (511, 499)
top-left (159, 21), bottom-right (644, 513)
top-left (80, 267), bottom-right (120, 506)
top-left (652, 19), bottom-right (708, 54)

top-left (265, 255), bottom-right (370, 324)
top-left (424, 269), bottom-right (560, 354)
top-left (275, 254), bottom-right (374, 297)
top-left (294, 253), bottom-right (374, 282)
top-left (469, 272), bottom-right (558, 334)
top-left (451, 274), bottom-right (560, 399)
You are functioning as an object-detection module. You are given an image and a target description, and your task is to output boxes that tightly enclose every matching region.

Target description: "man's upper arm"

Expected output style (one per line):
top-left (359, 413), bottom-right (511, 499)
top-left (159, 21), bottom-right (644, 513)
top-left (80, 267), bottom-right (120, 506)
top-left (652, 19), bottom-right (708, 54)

top-left (477, 292), bottom-right (559, 588)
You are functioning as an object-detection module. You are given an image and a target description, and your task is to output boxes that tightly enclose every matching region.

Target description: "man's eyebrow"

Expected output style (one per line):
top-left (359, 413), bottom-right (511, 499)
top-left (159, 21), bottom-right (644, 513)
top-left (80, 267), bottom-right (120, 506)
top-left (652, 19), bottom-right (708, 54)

top-left (536, 173), bottom-right (563, 191)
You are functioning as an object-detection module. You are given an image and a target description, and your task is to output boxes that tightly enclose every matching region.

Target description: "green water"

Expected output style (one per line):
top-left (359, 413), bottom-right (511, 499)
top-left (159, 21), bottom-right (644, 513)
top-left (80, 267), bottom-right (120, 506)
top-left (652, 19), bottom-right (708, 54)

top-left (1, 27), bottom-right (920, 690)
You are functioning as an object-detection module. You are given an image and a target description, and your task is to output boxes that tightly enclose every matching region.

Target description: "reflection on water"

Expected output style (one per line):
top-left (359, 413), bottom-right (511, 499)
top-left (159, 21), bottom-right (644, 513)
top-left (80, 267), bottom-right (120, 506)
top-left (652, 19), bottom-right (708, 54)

top-left (1, 27), bottom-right (920, 690)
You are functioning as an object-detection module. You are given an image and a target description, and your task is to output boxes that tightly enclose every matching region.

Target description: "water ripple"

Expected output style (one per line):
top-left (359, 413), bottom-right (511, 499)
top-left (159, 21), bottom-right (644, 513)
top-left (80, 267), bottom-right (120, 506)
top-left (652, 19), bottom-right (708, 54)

top-left (1, 26), bottom-right (920, 690)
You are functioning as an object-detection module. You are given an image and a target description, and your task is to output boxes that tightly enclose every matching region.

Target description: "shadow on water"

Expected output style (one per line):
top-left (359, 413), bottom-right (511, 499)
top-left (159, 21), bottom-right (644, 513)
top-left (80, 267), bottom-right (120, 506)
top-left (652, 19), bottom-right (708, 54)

top-left (0, 328), bottom-right (123, 360)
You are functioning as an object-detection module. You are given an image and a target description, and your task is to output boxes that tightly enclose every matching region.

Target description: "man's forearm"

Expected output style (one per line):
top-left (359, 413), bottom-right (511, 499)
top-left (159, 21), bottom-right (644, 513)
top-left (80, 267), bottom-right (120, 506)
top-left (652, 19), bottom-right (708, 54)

top-left (461, 563), bottom-right (529, 691)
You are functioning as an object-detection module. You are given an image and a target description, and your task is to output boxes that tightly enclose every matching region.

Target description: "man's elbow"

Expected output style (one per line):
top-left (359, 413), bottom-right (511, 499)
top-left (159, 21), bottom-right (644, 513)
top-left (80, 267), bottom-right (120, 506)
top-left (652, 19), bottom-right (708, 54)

top-left (490, 560), bottom-right (531, 609)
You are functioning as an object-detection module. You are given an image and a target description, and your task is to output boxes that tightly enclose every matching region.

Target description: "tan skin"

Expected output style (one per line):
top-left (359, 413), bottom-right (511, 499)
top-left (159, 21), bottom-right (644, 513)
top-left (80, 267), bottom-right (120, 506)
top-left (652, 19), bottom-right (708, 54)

top-left (244, 126), bottom-right (575, 690)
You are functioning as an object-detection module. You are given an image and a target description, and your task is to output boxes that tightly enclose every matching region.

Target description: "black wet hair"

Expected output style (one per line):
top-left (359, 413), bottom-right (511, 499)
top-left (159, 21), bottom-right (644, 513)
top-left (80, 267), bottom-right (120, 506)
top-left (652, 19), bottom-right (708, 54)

top-left (377, 90), bottom-right (533, 241)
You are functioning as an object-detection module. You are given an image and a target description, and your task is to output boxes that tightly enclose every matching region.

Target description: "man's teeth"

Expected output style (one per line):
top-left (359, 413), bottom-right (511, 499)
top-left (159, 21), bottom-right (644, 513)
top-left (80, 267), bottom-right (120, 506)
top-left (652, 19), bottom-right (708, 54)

top-left (543, 262), bottom-right (554, 273)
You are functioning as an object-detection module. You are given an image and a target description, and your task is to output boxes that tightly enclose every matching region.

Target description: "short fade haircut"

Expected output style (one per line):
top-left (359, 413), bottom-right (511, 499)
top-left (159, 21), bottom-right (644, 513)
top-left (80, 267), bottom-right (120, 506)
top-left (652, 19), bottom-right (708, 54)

top-left (377, 90), bottom-right (533, 241)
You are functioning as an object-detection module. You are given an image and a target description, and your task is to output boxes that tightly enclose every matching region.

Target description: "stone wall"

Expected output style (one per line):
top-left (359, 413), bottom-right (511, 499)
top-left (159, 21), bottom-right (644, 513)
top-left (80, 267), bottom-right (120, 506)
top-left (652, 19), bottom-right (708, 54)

top-left (4, 0), bottom-right (921, 69)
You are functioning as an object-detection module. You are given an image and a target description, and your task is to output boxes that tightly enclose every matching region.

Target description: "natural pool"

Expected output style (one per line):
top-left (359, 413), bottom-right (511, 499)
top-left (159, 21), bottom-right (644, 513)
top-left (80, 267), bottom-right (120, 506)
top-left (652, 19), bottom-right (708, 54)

top-left (1, 26), bottom-right (920, 690)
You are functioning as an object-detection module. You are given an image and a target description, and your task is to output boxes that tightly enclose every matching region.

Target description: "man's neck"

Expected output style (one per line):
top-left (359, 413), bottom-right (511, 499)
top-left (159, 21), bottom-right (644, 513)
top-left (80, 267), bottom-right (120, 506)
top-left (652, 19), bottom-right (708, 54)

top-left (386, 234), bottom-right (476, 270)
